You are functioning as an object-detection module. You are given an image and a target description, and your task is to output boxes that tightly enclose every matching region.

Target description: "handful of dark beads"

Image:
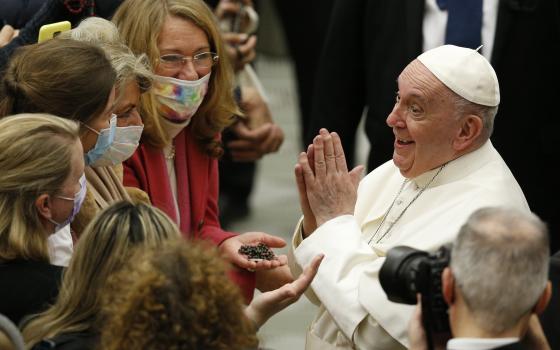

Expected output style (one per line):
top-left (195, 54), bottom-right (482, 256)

top-left (238, 243), bottom-right (276, 261)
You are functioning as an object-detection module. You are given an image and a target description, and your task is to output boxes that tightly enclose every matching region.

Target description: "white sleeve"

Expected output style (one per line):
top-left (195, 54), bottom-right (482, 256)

top-left (294, 215), bottom-right (373, 339)
top-left (289, 216), bottom-right (321, 306)
top-left (294, 215), bottom-right (412, 347)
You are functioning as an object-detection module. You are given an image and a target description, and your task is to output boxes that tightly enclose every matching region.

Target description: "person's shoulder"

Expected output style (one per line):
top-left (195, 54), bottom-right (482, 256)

top-left (0, 259), bottom-right (62, 275)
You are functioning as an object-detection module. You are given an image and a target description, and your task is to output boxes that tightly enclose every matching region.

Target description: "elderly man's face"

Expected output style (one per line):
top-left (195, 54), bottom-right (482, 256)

top-left (386, 60), bottom-right (463, 178)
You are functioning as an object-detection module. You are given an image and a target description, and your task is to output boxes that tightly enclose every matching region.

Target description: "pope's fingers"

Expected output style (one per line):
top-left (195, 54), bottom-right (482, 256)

top-left (313, 135), bottom-right (326, 179)
top-left (349, 165), bottom-right (365, 187)
top-left (332, 132), bottom-right (349, 173)
top-left (295, 164), bottom-right (307, 193)
top-left (320, 129), bottom-right (336, 173)
top-left (307, 144), bottom-right (316, 173)
top-left (298, 151), bottom-right (316, 185)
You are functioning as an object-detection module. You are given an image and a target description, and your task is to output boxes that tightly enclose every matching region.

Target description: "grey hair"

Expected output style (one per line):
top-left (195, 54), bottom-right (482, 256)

top-left (451, 207), bottom-right (549, 334)
top-left (59, 17), bottom-right (153, 97)
top-left (59, 17), bottom-right (121, 43)
top-left (448, 90), bottom-right (498, 139)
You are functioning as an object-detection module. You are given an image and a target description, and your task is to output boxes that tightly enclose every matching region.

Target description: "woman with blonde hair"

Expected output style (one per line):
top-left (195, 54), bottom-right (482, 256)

top-left (21, 201), bottom-right (182, 350)
top-left (113, 0), bottom-right (288, 303)
top-left (0, 114), bottom-right (84, 325)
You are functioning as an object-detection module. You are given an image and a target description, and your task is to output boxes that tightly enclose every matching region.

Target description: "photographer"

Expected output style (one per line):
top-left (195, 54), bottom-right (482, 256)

top-left (408, 207), bottom-right (551, 350)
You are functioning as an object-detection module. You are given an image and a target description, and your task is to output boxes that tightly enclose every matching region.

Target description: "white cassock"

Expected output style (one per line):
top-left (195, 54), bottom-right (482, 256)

top-left (289, 140), bottom-right (529, 350)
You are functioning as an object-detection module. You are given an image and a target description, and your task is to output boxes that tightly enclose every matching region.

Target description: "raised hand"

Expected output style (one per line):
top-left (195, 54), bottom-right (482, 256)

top-left (298, 129), bottom-right (364, 228)
top-left (245, 254), bottom-right (324, 328)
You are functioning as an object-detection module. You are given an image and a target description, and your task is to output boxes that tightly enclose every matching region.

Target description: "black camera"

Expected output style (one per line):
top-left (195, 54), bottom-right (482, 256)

top-left (379, 245), bottom-right (451, 343)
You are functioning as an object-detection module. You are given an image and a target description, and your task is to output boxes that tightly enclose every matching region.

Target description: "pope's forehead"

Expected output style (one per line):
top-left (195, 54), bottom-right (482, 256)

top-left (398, 60), bottom-right (449, 98)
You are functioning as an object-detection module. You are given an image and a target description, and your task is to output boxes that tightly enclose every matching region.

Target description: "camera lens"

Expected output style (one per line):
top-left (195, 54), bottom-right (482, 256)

top-left (379, 246), bottom-right (429, 304)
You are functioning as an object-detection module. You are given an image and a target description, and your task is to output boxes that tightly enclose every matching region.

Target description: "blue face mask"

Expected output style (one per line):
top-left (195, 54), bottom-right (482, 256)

top-left (83, 114), bottom-right (117, 167)
top-left (88, 125), bottom-right (144, 167)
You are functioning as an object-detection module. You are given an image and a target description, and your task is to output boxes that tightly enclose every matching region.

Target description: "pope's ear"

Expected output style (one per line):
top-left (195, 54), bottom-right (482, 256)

top-left (454, 114), bottom-right (483, 151)
top-left (442, 267), bottom-right (455, 306)
top-left (35, 193), bottom-right (52, 220)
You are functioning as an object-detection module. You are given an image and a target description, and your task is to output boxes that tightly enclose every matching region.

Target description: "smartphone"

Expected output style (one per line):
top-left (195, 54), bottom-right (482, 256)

top-left (38, 21), bottom-right (71, 43)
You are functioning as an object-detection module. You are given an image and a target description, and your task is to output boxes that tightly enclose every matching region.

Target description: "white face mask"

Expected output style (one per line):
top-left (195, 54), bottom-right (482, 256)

top-left (88, 125), bottom-right (144, 167)
top-left (152, 73), bottom-right (211, 124)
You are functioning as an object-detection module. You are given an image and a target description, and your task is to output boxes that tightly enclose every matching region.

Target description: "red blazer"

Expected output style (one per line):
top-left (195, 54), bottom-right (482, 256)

top-left (123, 126), bottom-right (255, 301)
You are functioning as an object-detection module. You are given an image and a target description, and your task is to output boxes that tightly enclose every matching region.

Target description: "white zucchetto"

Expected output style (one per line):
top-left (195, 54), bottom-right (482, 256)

top-left (417, 45), bottom-right (500, 107)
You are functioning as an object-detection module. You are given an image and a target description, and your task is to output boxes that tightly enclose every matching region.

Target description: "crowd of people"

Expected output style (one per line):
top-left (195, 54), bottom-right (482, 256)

top-left (0, 0), bottom-right (558, 349)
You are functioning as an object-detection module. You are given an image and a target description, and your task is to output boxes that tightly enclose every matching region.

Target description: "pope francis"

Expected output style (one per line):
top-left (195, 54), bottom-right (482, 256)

top-left (289, 45), bottom-right (530, 349)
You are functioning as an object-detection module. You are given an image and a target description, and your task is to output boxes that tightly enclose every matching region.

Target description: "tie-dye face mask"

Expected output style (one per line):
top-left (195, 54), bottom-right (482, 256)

top-left (152, 73), bottom-right (211, 123)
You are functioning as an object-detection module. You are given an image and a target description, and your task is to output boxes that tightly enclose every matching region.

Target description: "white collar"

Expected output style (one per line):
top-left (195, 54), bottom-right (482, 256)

top-left (409, 140), bottom-right (495, 188)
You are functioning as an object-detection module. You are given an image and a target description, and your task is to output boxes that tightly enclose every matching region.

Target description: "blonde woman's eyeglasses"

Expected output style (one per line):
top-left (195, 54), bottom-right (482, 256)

top-left (157, 52), bottom-right (219, 70)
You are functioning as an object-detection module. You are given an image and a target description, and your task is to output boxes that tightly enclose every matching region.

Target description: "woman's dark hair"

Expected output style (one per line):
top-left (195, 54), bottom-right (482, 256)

top-left (0, 38), bottom-right (116, 125)
top-left (99, 239), bottom-right (258, 350)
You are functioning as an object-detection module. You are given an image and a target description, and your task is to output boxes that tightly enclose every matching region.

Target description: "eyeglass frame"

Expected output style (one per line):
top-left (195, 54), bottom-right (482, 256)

top-left (156, 52), bottom-right (219, 71)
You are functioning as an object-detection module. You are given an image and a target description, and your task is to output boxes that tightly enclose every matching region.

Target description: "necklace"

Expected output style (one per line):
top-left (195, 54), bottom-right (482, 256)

top-left (165, 145), bottom-right (176, 160)
top-left (367, 164), bottom-right (447, 245)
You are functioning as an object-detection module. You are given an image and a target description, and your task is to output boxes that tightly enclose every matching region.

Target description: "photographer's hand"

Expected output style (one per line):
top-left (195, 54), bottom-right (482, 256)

top-left (408, 298), bottom-right (429, 350)
top-left (409, 295), bottom-right (447, 350)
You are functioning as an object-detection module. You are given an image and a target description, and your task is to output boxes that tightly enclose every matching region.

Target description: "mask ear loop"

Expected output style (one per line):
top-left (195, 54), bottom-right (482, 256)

top-left (81, 114), bottom-right (117, 135)
top-left (80, 122), bottom-right (101, 135)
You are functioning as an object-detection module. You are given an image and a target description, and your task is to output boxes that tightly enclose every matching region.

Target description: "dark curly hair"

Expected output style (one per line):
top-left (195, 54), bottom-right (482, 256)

top-left (99, 238), bottom-right (258, 350)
